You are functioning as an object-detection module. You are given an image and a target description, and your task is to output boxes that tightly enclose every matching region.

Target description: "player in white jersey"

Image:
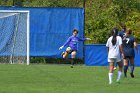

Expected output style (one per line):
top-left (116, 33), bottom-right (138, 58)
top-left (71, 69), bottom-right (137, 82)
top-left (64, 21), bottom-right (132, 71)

top-left (106, 28), bottom-right (124, 84)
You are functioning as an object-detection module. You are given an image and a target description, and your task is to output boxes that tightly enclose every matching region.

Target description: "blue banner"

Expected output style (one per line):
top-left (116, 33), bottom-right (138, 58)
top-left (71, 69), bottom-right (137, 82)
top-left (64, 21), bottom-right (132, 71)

top-left (85, 44), bottom-right (140, 66)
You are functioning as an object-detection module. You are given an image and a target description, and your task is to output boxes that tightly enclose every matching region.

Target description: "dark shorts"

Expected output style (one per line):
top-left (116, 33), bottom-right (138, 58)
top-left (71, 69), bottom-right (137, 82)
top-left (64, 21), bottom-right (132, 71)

top-left (124, 56), bottom-right (134, 59)
top-left (66, 49), bottom-right (77, 54)
top-left (123, 49), bottom-right (135, 58)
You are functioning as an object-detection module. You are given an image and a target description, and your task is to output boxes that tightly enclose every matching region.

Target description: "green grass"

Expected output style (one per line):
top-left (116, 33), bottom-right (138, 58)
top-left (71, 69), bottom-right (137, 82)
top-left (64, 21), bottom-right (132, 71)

top-left (0, 64), bottom-right (139, 93)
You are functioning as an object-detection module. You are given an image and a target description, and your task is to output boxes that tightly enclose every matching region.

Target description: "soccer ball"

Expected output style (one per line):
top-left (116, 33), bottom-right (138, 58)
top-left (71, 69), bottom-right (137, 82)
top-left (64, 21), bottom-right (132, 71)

top-left (66, 47), bottom-right (71, 51)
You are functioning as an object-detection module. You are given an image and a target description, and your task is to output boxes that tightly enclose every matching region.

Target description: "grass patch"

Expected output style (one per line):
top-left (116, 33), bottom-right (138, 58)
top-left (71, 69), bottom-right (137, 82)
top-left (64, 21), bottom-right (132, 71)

top-left (0, 64), bottom-right (139, 93)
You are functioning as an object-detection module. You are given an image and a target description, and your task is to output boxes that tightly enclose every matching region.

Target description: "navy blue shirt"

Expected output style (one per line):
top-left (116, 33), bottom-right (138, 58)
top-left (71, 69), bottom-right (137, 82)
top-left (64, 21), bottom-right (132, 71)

top-left (123, 35), bottom-right (136, 57)
top-left (118, 30), bottom-right (126, 39)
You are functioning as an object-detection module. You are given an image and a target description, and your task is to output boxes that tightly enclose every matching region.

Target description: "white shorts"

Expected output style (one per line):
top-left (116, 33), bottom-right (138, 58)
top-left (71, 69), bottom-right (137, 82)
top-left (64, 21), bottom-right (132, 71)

top-left (108, 58), bottom-right (122, 63)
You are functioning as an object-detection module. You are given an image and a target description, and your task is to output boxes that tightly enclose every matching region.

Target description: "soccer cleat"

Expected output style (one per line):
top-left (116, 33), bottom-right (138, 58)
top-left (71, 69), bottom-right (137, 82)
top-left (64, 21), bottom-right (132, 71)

top-left (113, 67), bottom-right (117, 70)
top-left (70, 65), bottom-right (73, 68)
top-left (109, 81), bottom-right (112, 84)
top-left (116, 79), bottom-right (120, 84)
top-left (130, 73), bottom-right (134, 78)
top-left (124, 73), bottom-right (127, 78)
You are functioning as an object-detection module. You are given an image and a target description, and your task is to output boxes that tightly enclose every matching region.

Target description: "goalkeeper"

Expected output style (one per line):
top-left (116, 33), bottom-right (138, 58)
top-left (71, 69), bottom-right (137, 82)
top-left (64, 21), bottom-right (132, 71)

top-left (59, 29), bottom-right (91, 68)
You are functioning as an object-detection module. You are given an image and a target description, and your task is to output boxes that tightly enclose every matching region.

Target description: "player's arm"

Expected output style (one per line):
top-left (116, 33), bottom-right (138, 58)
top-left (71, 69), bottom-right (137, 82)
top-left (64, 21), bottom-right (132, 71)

top-left (134, 41), bottom-right (139, 54)
top-left (59, 37), bottom-right (71, 50)
top-left (133, 38), bottom-right (139, 54)
top-left (106, 39), bottom-right (109, 54)
top-left (119, 37), bottom-right (124, 58)
top-left (119, 44), bottom-right (124, 58)
top-left (77, 37), bottom-right (91, 41)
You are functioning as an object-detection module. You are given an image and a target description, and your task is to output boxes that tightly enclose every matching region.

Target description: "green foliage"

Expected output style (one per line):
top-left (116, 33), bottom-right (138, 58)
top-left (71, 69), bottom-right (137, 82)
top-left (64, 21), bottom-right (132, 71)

top-left (22, 0), bottom-right (83, 7)
top-left (0, 0), bottom-right (13, 6)
top-left (85, 0), bottom-right (140, 44)
top-left (30, 57), bottom-right (83, 64)
top-left (30, 57), bottom-right (46, 63)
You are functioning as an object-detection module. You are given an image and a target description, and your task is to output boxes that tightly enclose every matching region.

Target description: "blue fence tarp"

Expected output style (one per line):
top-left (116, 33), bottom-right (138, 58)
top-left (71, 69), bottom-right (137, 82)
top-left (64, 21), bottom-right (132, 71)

top-left (0, 7), bottom-right (84, 58)
top-left (85, 44), bottom-right (140, 66)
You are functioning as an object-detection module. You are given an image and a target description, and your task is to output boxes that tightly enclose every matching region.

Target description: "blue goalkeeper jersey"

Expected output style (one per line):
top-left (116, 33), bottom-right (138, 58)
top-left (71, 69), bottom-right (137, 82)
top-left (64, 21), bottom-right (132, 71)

top-left (123, 35), bottom-right (136, 57)
top-left (63, 35), bottom-right (86, 51)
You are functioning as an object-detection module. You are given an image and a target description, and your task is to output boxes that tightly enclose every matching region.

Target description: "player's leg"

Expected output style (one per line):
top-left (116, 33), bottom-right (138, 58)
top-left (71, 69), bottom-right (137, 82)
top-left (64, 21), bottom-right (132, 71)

top-left (108, 58), bottom-right (115, 84)
top-left (130, 57), bottom-right (135, 78)
top-left (113, 62), bottom-right (117, 70)
top-left (116, 60), bottom-right (123, 82)
top-left (62, 47), bottom-right (72, 58)
top-left (62, 51), bottom-right (69, 58)
top-left (123, 58), bottom-right (129, 77)
top-left (71, 51), bottom-right (77, 68)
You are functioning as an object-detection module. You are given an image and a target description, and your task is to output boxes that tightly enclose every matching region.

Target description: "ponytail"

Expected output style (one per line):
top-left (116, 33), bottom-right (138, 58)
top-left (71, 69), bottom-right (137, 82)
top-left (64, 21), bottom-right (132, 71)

top-left (111, 28), bottom-right (118, 46)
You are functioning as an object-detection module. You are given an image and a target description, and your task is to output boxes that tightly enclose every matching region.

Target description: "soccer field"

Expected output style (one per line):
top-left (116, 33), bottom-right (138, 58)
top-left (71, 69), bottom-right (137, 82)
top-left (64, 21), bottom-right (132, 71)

top-left (0, 64), bottom-right (139, 93)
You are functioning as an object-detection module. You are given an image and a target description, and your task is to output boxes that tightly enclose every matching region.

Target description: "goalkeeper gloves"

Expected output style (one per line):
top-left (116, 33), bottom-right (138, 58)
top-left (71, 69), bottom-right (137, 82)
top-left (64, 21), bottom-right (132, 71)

top-left (86, 38), bottom-right (91, 40)
top-left (59, 46), bottom-right (64, 50)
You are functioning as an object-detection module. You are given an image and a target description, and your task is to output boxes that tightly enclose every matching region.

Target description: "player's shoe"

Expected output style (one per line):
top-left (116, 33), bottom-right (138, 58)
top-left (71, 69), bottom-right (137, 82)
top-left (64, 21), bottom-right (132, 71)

top-left (109, 81), bottom-right (112, 84)
top-left (70, 65), bottom-right (73, 68)
top-left (116, 79), bottom-right (120, 84)
top-left (124, 73), bottom-right (127, 78)
top-left (113, 67), bottom-right (117, 70)
top-left (130, 73), bottom-right (134, 78)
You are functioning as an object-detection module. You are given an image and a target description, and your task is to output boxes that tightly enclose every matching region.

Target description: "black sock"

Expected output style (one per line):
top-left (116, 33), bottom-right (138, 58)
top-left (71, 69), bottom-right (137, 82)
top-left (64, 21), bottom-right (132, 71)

top-left (71, 58), bottom-right (75, 65)
top-left (124, 65), bottom-right (128, 76)
top-left (130, 64), bottom-right (134, 74)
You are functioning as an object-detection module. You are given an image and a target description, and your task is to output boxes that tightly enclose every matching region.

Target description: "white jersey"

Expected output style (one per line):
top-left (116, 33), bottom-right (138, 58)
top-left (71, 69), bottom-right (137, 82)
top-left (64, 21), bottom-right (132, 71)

top-left (106, 36), bottom-right (122, 59)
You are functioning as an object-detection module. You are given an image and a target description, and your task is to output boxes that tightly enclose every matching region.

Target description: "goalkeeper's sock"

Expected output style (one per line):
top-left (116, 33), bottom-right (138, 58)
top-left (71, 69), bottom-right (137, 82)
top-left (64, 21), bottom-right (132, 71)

top-left (71, 58), bottom-right (75, 65)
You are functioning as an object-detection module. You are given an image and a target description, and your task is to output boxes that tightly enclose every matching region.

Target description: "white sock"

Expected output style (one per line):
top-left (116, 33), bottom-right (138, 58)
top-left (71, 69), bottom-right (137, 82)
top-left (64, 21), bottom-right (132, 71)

top-left (117, 71), bottom-right (122, 81)
top-left (108, 73), bottom-right (113, 84)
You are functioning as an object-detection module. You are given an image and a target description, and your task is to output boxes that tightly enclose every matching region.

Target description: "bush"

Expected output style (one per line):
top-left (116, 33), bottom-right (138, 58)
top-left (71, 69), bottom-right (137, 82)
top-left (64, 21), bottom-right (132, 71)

top-left (30, 57), bottom-right (84, 64)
